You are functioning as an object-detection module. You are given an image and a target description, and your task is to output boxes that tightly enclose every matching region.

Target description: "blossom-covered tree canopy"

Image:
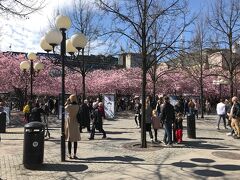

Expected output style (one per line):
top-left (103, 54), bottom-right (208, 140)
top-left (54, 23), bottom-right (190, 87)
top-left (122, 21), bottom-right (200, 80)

top-left (0, 52), bottom-right (232, 98)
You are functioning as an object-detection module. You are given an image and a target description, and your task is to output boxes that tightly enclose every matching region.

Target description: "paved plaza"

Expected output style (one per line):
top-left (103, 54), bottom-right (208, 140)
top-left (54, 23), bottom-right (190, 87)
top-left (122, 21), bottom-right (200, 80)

top-left (0, 111), bottom-right (240, 180)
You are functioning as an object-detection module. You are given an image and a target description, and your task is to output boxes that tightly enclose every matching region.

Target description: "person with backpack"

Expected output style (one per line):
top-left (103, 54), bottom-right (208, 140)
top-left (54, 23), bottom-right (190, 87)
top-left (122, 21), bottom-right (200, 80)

top-left (216, 99), bottom-right (227, 130)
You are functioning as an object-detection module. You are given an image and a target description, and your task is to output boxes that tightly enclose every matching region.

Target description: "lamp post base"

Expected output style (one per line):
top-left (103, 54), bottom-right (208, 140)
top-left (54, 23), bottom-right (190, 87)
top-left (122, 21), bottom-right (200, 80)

top-left (61, 135), bottom-right (65, 162)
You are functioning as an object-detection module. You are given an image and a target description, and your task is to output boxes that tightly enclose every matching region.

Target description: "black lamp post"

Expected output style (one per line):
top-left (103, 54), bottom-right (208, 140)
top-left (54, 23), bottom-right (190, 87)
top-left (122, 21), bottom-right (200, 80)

top-left (40, 15), bottom-right (87, 162)
top-left (20, 52), bottom-right (44, 101)
top-left (232, 42), bottom-right (240, 96)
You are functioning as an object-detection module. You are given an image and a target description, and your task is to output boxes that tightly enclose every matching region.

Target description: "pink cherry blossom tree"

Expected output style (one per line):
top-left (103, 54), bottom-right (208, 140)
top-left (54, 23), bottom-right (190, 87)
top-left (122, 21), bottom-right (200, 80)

top-left (0, 52), bottom-right (235, 108)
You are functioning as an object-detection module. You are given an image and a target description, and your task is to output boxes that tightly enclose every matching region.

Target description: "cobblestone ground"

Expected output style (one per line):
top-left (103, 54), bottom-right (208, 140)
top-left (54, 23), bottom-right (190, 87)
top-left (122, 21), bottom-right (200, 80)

top-left (0, 111), bottom-right (240, 180)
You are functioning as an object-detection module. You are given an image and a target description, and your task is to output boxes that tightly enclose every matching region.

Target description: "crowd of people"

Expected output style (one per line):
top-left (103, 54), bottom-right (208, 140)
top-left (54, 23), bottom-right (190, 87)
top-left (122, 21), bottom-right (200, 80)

top-left (2, 92), bottom-right (240, 158)
top-left (21, 95), bottom-right (107, 159)
top-left (133, 95), bottom-right (240, 146)
top-left (133, 96), bottom-right (187, 146)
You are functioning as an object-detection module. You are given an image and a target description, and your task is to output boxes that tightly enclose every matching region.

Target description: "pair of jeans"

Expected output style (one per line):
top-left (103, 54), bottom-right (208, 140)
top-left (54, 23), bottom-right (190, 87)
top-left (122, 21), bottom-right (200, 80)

top-left (163, 123), bottom-right (172, 145)
top-left (90, 122), bottom-right (106, 139)
top-left (217, 114), bottom-right (226, 128)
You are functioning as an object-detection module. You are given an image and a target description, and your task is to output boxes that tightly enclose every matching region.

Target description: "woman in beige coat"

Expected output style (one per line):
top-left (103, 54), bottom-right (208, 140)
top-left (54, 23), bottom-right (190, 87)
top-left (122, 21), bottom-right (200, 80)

top-left (65, 94), bottom-right (80, 159)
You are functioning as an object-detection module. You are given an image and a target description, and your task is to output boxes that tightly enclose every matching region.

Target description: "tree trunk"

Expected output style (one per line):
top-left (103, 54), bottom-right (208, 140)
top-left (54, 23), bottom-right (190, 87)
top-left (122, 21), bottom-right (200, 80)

top-left (230, 72), bottom-right (234, 97)
top-left (200, 81), bottom-right (204, 118)
top-left (153, 80), bottom-right (156, 101)
top-left (152, 64), bottom-right (157, 103)
top-left (141, 0), bottom-right (147, 148)
top-left (141, 64), bottom-right (147, 148)
top-left (200, 60), bottom-right (204, 119)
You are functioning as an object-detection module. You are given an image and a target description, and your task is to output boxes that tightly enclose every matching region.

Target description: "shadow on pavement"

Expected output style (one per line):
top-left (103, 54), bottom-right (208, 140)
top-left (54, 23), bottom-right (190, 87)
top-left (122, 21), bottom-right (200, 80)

top-left (181, 140), bottom-right (232, 150)
top-left (196, 137), bottom-right (224, 140)
top-left (112, 127), bottom-right (139, 130)
top-left (172, 160), bottom-right (225, 177)
top-left (106, 131), bottom-right (134, 134)
top-left (172, 158), bottom-right (240, 178)
top-left (38, 163), bottom-right (88, 172)
top-left (79, 155), bottom-right (144, 162)
top-left (213, 164), bottom-right (240, 171)
top-left (106, 137), bottom-right (137, 141)
top-left (172, 162), bottom-right (197, 168)
top-left (194, 169), bottom-right (225, 177)
top-left (190, 158), bottom-right (215, 163)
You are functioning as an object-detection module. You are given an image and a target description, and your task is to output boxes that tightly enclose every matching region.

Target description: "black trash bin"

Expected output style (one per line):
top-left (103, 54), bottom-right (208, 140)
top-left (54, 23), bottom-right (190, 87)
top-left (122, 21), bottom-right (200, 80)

top-left (187, 114), bottom-right (196, 139)
top-left (23, 122), bottom-right (45, 169)
top-left (0, 112), bottom-right (6, 133)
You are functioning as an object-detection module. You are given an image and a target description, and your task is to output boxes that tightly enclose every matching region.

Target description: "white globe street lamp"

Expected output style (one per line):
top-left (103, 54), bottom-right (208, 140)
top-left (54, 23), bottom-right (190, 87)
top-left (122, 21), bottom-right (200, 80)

top-left (45, 29), bottom-right (63, 48)
top-left (40, 37), bottom-right (53, 52)
top-left (40, 15), bottom-right (87, 162)
top-left (66, 39), bottom-right (77, 55)
top-left (71, 33), bottom-right (87, 51)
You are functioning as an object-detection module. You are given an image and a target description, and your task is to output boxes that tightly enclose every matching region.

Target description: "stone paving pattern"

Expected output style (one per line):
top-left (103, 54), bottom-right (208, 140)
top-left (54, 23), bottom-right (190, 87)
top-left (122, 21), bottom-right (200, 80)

top-left (0, 111), bottom-right (240, 180)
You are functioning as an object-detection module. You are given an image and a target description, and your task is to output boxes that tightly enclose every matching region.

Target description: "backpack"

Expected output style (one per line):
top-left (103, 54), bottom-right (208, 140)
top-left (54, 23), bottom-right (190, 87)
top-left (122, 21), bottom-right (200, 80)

top-left (23, 105), bottom-right (30, 113)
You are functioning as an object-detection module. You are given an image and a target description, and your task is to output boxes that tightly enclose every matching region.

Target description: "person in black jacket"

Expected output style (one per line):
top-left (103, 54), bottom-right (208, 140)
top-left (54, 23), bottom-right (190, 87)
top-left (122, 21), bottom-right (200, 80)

top-left (160, 96), bottom-right (175, 146)
top-left (30, 102), bottom-right (45, 122)
top-left (79, 99), bottom-right (91, 132)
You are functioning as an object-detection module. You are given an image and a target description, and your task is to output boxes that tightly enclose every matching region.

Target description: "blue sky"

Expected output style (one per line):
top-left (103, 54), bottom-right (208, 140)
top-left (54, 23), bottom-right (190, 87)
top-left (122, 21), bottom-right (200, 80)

top-left (0, 0), bottom-right (218, 54)
top-left (189, 0), bottom-right (215, 12)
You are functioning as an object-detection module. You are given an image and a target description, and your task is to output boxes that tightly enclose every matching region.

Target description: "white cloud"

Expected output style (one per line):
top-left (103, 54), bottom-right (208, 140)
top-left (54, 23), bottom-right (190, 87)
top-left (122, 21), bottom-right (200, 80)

top-left (0, 0), bottom-right (108, 55)
top-left (0, 0), bottom-right (75, 53)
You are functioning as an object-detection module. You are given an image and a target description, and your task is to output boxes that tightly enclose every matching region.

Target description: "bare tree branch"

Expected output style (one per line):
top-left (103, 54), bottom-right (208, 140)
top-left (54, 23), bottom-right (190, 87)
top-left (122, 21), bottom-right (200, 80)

top-left (0, 0), bottom-right (46, 17)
